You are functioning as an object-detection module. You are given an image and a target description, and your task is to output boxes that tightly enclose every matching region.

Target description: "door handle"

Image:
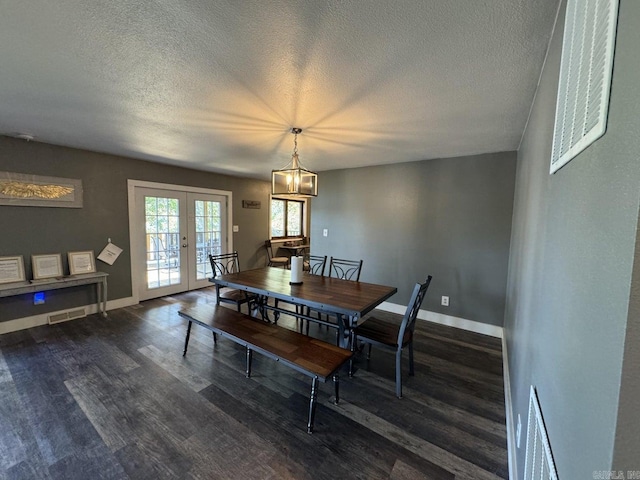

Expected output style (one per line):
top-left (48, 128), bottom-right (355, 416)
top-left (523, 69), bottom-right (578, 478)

top-left (182, 243), bottom-right (188, 248)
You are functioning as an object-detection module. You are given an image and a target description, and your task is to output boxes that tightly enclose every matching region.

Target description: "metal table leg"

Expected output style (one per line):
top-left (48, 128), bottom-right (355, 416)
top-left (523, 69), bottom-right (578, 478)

top-left (307, 376), bottom-right (319, 434)
top-left (183, 321), bottom-right (192, 356)
top-left (101, 276), bottom-right (108, 317)
top-left (246, 348), bottom-right (253, 378)
top-left (336, 313), bottom-right (346, 348)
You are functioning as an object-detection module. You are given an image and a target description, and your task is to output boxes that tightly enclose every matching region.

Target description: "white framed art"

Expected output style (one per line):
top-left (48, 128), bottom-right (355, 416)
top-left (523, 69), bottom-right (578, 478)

top-left (0, 255), bottom-right (26, 284)
top-left (68, 250), bottom-right (96, 275)
top-left (32, 253), bottom-right (63, 280)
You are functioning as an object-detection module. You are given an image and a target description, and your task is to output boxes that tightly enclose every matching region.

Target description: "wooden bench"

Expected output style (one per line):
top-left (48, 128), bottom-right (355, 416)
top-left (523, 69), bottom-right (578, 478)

top-left (178, 304), bottom-right (353, 433)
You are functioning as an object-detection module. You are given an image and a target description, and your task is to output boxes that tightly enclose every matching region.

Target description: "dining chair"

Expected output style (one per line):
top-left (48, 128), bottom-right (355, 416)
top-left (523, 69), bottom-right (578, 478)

top-left (299, 236), bottom-right (310, 256)
top-left (305, 257), bottom-right (363, 338)
top-left (303, 254), bottom-right (327, 276)
top-left (264, 240), bottom-right (290, 268)
top-left (209, 252), bottom-right (256, 314)
top-left (329, 257), bottom-right (363, 281)
top-left (349, 276), bottom-right (432, 398)
top-left (277, 254), bottom-right (327, 331)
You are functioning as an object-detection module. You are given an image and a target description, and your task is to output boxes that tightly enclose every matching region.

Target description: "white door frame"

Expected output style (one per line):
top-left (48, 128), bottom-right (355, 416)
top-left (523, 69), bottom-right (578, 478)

top-left (127, 179), bottom-right (233, 304)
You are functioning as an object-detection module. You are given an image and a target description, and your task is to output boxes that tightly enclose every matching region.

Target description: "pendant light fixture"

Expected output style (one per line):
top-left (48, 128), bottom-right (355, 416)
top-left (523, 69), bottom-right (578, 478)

top-left (271, 128), bottom-right (318, 197)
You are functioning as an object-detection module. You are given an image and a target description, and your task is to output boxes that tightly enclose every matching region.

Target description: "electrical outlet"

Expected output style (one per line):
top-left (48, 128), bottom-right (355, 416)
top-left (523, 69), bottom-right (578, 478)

top-left (441, 295), bottom-right (449, 306)
top-left (516, 413), bottom-right (522, 448)
top-left (323, 228), bottom-right (328, 237)
top-left (232, 225), bottom-right (239, 232)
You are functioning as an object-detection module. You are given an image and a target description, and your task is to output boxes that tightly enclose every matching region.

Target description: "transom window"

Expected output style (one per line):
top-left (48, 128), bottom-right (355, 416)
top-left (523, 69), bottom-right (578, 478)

top-left (271, 198), bottom-right (303, 239)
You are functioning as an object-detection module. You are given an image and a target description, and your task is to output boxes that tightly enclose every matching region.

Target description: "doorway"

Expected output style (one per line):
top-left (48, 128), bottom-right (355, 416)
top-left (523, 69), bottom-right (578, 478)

top-left (128, 181), bottom-right (232, 302)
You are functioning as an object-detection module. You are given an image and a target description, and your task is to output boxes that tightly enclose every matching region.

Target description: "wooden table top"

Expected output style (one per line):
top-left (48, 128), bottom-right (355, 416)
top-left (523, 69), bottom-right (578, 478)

top-left (277, 243), bottom-right (310, 250)
top-left (213, 267), bottom-right (397, 318)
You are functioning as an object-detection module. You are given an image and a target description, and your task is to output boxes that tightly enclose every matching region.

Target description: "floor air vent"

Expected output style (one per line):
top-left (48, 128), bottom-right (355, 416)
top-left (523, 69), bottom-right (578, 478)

top-left (48, 308), bottom-right (86, 325)
top-left (524, 386), bottom-right (558, 480)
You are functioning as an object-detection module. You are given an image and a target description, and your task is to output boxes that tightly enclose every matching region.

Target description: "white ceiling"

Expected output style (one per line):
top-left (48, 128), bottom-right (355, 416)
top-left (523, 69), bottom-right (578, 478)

top-left (0, 0), bottom-right (559, 180)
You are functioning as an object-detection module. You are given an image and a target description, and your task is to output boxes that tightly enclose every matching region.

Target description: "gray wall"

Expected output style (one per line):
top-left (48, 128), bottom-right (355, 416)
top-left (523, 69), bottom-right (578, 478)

top-left (0, 136), bottom-right (271, 322)
top-left (310, 152), bottom-right (516, 326)
top-left (504, 0), bottom-right (640, 478)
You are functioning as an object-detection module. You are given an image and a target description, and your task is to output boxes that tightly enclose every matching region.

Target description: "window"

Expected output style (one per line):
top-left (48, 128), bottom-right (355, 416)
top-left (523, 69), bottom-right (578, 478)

top-left (271, 198), bottom-right (304, 238)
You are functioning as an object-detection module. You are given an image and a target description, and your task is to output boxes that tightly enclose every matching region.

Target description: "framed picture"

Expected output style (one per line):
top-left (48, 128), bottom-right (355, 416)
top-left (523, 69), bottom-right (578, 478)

top-left (0, 255), bottom-right (26, 284)
top-left (32, 254), bottom-right (63, 280)
top-left (68, 251), bottom-right (96, 275)
top-left (0, 171), bottom-right (83, 208)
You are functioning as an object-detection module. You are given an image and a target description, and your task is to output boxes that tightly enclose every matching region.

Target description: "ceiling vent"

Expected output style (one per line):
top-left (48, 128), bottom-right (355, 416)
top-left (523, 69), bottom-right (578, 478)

top-left (550, 0), bottom-right (619, 174)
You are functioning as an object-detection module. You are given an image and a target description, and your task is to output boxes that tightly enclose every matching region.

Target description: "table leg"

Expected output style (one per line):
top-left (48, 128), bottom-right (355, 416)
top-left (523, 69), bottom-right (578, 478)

top-left (333, 375), bottom-right (340, 405)
top-left (215, 284), bottom-right (222, 305)
top-left (336, 313), bottom-right (346, 348)
top-left (307, 376), bottom-right (319, 434)
top-left (256, 294), bottom-right (270, 323)
top-left (246, 348), bottom-right (253, 378)
top-left (101, 277), bottom-right (108, 317)
top-left (336, 314), bottom-right (356, 349)
top-left (183, 321), bottom-right (192, 356)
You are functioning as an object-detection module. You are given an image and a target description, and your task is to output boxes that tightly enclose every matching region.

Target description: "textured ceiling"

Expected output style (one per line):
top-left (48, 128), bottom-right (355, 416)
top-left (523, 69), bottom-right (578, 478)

top-left (0, 0), bottom-right (559, 179)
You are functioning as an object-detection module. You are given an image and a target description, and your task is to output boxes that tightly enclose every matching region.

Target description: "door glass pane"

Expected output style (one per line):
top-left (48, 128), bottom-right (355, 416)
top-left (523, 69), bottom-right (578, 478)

top-left (195, 200), bottom-right (222, 280)
top-left (145, 195), bottom-right (182, 289)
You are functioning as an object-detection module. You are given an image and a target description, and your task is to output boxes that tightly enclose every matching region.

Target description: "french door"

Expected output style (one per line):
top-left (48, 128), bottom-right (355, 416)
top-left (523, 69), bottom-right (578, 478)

top-left (131, 184), bottom-right (230, 301)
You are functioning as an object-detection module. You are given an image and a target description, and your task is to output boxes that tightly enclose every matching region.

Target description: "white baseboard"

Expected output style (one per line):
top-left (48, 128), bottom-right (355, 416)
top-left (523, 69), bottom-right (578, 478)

top-left (503, 335), bottom-right (518, 480)
top-left (0, 296), bottom-right (137, 335)
top-left (377, 301), bottom-right (503, 338)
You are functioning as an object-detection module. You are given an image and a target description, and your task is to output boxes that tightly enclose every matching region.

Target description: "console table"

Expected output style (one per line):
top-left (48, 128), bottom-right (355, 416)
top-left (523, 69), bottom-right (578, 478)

top-left (0, 272), bottom-right (108, 317)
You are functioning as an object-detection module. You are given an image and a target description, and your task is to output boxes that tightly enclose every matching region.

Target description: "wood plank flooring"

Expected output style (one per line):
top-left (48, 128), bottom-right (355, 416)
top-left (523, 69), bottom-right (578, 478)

top-left (0, 288), bottom-right (508, 479)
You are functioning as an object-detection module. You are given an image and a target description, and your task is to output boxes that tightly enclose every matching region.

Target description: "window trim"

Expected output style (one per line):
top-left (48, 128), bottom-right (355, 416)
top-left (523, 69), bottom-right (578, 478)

top-left (270, 197), bottom-right (307, 239)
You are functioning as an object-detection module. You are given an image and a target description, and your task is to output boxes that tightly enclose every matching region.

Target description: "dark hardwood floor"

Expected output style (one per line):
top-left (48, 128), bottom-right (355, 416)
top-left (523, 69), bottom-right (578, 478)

top-left (0, 288), bottom-right (508, 479)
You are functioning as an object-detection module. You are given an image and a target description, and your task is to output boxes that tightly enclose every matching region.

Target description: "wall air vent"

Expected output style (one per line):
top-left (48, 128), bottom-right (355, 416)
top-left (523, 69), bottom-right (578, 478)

top-left (550, 0), bottom-right (619, 174)
top-left (524, 386), bottom-right (558, 480)
top-left (48, 308), bottom-right (86, 325)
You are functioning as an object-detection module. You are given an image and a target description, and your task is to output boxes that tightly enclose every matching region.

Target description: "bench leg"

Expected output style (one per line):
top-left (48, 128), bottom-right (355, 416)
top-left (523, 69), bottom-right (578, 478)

top-left (246, 348), bottom-right (253, 378)
top-left (212, 332), bottom-right (217, 345)
top-left (183, 321), bottom-right (192, 356)
top-left (307, 376), bottom-right (319, 434)
top-left (333, 375), bottom-right (340, 405)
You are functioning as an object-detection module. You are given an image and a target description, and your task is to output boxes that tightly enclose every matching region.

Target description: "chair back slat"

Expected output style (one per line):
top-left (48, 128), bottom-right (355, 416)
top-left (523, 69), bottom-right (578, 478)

top-left (329, 257), bottom-right (363, 281)
top-left (209, 252), bottom-right (240, 278)
top-left (305, 254), bottom-right (327, 276)
top-left (397, 276), bottom-right (433, 345)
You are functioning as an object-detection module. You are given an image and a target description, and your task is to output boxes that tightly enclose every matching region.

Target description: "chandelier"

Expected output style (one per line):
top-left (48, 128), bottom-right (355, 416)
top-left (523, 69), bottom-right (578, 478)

top-left (271, 128), bottom-right (318, 197)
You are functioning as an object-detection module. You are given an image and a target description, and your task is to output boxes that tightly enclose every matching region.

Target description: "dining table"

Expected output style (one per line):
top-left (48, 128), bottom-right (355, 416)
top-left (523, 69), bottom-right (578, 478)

top-left (277, 243), bottom-right (310, 257)
top-left (211, 267), bottom-right (397, 348)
